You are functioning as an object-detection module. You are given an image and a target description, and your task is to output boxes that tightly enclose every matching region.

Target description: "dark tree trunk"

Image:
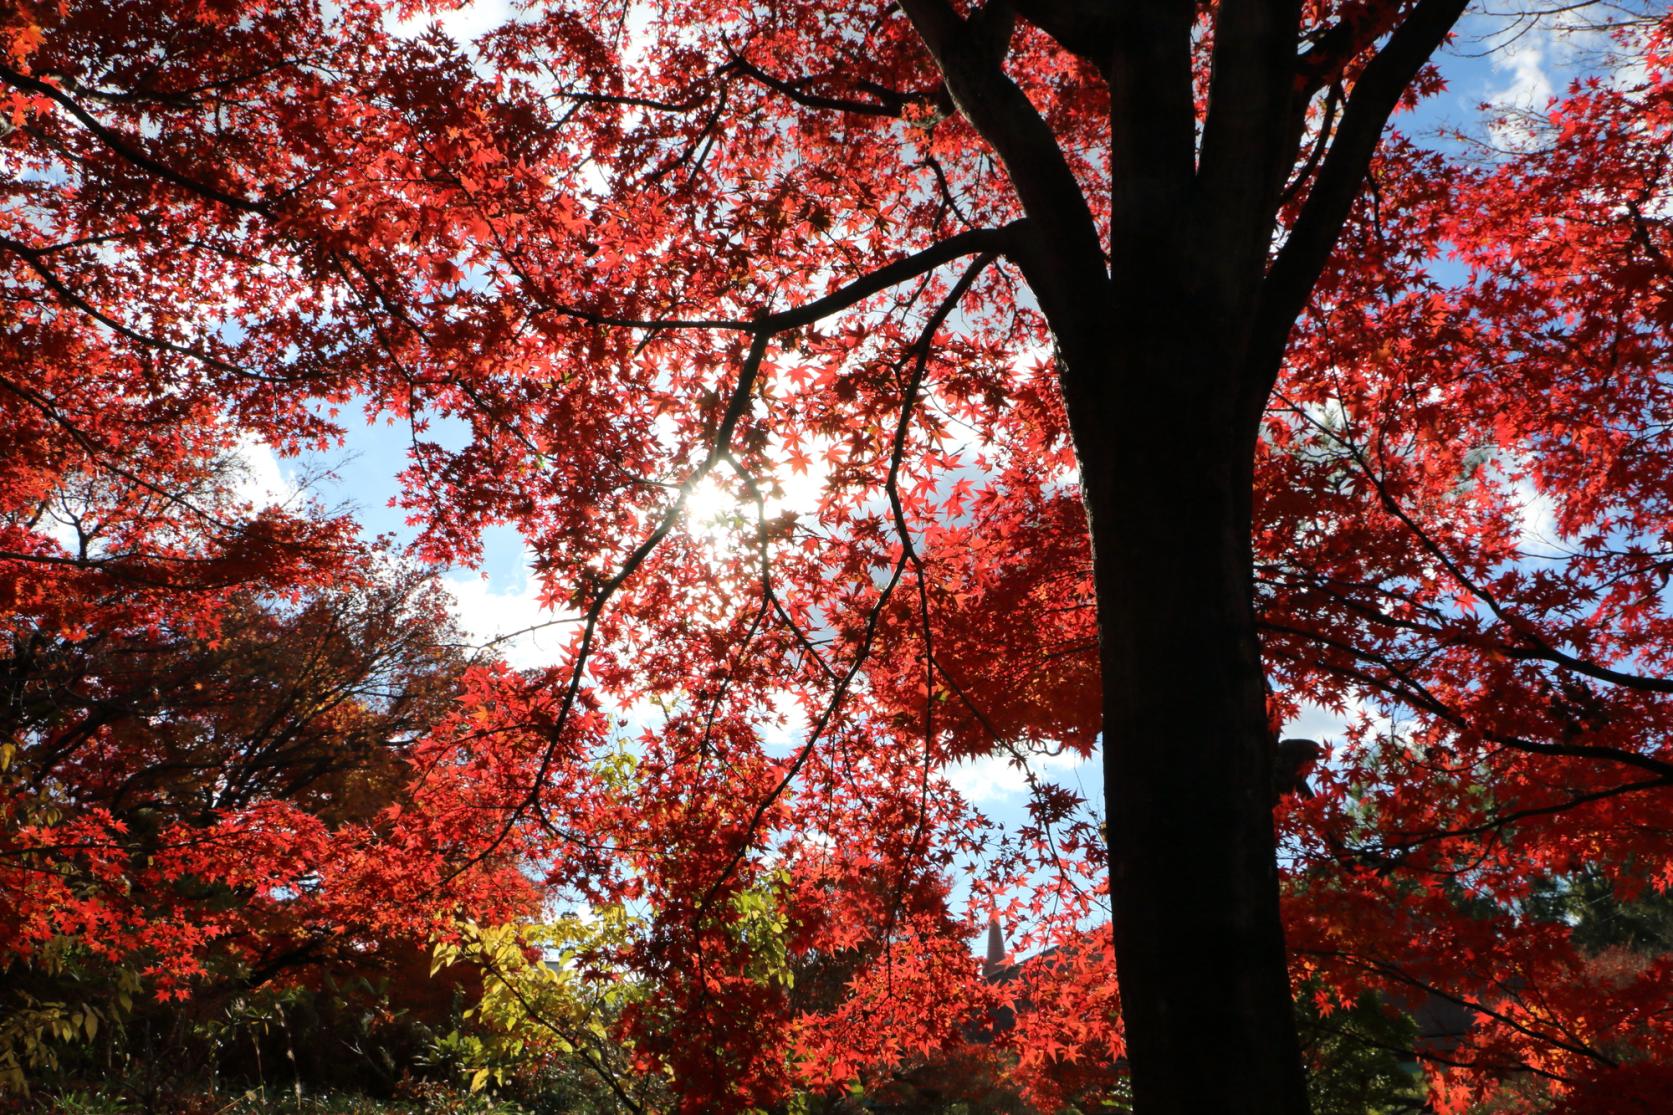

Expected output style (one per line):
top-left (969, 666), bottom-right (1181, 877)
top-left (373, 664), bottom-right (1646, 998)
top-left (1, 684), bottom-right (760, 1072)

top-left (902, 3), bottom-right (1470, 1109)
top-left (1063, 315), bottom-right (1307, 1113)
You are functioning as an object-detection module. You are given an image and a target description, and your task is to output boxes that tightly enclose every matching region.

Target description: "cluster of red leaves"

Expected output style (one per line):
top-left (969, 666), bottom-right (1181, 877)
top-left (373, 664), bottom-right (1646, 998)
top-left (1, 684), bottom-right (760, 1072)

top-left (0, 2), bottom-right (555, 998)
top-left (0, 548), bottom-right (548, 998)
top-left (1266, 18), bottom-right (1673, 1106)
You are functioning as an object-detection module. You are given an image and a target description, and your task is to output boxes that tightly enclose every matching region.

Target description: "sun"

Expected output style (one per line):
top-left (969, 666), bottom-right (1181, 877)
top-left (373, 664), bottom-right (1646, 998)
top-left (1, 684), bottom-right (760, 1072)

top-left (682, 474), bottom-right (738, 540)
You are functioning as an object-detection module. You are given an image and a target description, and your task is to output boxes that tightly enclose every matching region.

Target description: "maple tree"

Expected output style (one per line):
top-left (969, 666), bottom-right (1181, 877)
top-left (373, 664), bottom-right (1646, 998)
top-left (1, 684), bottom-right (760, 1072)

top-left (6, 0), bottom-right (1673, 1112)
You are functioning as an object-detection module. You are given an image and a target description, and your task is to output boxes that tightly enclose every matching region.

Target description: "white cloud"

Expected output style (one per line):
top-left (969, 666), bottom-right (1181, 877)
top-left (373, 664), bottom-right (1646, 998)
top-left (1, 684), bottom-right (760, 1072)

top-left (1475, 10), bottom-right (1634, 150)
top-left (231, 432), bottom-right (298, 509)
top-left (760, 690), bottom-right (810, 750)
top-left (943, 745), bottom-right (1092, 805)
top-left (37, 505), bottom-right (81, 555)
top-left (1513, 477), bottom-right (1567, 559)
top-left (441, 554), bottom-right (578, 670)
top-left (1287, 700), bottom-right (1362, 745)
top-left (389, 0), bottom-right (516, 47)
top-left (943, 752), bottom-right (1030, 803)
top-left (1489, 38), bottom-right (1555, 114)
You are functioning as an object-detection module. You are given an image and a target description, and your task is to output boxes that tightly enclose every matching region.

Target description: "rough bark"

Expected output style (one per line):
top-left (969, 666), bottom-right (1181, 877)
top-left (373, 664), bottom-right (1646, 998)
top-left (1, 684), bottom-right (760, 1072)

top-left (1069, 334), bottom-right (1308, 1114)
top-left (1074, 3), bottom-right (1311, 1102)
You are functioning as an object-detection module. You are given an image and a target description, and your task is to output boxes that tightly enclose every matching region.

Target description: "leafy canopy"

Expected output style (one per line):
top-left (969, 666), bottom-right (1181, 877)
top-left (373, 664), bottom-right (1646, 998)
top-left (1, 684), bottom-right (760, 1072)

top-left (3, 2), bottom-right (1673, 1111)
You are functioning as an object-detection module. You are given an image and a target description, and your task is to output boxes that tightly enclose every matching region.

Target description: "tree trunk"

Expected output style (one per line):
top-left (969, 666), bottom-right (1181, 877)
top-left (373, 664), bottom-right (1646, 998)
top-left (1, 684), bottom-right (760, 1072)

top-left (1067, 329), bottom-right (1309, 1113)
top-left (902, 3), bottom-right (1467, 1105)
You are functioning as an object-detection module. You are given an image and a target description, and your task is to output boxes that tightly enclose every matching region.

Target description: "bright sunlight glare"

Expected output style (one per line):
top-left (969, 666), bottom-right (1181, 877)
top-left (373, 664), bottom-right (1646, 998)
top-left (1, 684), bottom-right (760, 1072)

top-left (682, 474), bottom-right (739, 541)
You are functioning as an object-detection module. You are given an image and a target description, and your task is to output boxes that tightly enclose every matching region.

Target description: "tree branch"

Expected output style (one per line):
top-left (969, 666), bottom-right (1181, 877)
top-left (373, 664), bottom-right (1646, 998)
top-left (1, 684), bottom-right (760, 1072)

top-left (1196, 0), bottom-right (1305, 285)
top-left (515, 223), bottom-right (1023, 334)
top-left (1249, 0), bottom-right (1469, 396)
top-left (0, 61), bottom-right (267, 214)
top-left (1009, 0), bottom-right (1116, 63)
top-left (727, 55), bottom-right (929, 118)
top-left (899, 0), bottom-right (1109, 347)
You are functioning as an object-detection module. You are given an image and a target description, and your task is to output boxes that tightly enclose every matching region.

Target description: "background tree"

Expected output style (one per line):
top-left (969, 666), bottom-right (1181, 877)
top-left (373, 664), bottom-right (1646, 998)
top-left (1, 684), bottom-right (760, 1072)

top-left (0, 447), bottom-right (550, 1096)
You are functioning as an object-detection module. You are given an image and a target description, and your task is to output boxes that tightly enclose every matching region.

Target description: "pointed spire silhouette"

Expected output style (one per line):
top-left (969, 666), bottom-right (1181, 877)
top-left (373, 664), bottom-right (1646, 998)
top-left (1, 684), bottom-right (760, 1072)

top-left (983, 912), bottom-right (1006, 979)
